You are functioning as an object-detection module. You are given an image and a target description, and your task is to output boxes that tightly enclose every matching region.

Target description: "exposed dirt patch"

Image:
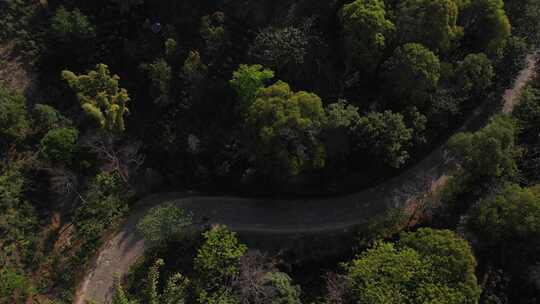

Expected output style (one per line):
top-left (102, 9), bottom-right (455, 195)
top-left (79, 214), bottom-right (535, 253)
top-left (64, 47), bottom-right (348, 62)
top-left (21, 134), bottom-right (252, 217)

top-left (0, 42), bottom-right (35, 94)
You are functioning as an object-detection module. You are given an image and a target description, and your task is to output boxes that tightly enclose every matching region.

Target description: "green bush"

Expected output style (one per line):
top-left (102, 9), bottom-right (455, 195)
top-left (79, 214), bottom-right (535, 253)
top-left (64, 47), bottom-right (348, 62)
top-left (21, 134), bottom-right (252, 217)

top-left (39, 127), bottom-right (78, 164)
top-left (137, 203), bottom-right (193, 245)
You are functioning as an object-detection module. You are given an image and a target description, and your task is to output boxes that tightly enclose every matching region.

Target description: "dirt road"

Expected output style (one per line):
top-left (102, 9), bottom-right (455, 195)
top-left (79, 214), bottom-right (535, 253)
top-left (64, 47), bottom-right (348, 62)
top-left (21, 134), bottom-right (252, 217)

top-left (74, 52), bottom-right (538, 304)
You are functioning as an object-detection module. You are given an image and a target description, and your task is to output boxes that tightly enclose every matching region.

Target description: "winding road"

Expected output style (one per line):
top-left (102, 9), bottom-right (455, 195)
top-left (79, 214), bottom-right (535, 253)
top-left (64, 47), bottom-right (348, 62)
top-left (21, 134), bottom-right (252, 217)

top-left (74, 52), bottom-right (538, 304)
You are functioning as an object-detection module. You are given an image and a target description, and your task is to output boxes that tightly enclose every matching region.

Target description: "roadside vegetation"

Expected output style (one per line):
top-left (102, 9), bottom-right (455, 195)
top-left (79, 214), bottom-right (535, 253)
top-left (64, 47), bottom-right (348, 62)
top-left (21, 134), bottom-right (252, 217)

top-left (0, 0), bottom-right (539, 303)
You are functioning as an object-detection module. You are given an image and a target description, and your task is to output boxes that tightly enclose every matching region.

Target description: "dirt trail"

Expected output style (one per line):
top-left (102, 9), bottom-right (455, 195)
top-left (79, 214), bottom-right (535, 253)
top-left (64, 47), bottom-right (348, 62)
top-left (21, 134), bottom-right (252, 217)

top-left (74, 53), bottom-right (538, 304)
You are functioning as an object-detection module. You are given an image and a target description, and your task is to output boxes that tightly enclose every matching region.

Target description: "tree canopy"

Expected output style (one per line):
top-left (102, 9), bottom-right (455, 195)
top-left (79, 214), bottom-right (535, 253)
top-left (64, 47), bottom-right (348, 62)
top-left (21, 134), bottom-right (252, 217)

top-left (62, 64), bottom-right (130, 133)
top-left (246, 81), bottom-right (327, 176)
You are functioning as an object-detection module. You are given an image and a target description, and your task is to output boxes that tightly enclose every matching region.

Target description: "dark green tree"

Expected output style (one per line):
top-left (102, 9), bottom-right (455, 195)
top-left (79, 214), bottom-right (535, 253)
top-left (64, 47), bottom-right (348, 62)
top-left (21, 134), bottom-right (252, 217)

top-left (448, 115), bottom-right (518, 182)
top-left (455, 53), bottom-right (494, 97)
top-left (461, 0), bottom-right (511, 55)
top-left (383, 43), bottom-right (441, 105)
top-left (342, 0), bottom-right (395, 71)
top-left (39, 127), bottom-right (78, 164)
top-left (0, 85), bottom-right (29, 145)
top-left (353, 111), bottom-right (413, 168)
top-left (394, 0), bottom-right (462, 53)
top-left (50, 6), bottom-right (95, 42)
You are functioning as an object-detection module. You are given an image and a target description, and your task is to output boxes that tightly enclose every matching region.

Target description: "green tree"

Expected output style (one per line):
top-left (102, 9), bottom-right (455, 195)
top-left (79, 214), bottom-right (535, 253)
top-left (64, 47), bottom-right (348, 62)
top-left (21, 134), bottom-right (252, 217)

top-left (249, 26), bottom-right (310, 71)
top-left (345, 229), bottom-right (480, 304)
top-left (455, 53), bottom-right (494, 97)
top-left (496, 36), bottom-right (528, 87)
top-left (400, 228), bottom-right (481, 302)
top-left (260, 272), bottom-right (302, 304)
top-left (200, 12), bottom-right (227, 53)
top-left (0, 266), bottom-right (34, 304)
top-left (62, 63), bottom-right (130, 132)
top-left (512, 84), bottom-right (540, 138)
top-left (353, 111), bottom-right (413, 168)
top-left (194, 225), bottom-right (247, 290)
top-left (62, 64), bottom-right (130, 133)
top-left (0, 85), bottom-right (29, 145)
top-left (342, 0), bottom-right (395, 70)
top-left (230, 64), bottom-right (274, 111)
top-left (32, 104), bottom-right (66, 132)
top-left (395, 0), bottom-right (462, 53)
top-left (39, 127), bottom-right (78, 164)
top-left (246, 81), bottom-right (327, 176)
top-left (50, 6), bottom-right (95, 42)
top-left (383, 43), bottom-right (441, 105)
top-left (73, 172), bottom-right (129, 242)
top-left (448, 115), bottom-right (518, 182)
top-left (461, 0), bottom-right (511, 55)
top-left (469, 184), bottom-right (540, 245)
top-left (504, 0), bottom-right (540, 45)
top-left (325, 100), bottom-right (360, 130)
top-left (137, 203), bottom-right (192, 245)
top-left (112, 259), bottom-right (189, 304)
top-left (141, 58), bottom-right (172, 103)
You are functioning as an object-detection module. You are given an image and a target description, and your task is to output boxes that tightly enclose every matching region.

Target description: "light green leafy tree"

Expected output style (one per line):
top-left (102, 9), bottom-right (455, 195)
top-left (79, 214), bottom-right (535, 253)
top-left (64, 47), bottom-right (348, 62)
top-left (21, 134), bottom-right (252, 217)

top-left (246, 81), bottom-right (327, 177)
top-left (341, 0), bottom-right (395, 70)
top-left (62, 64), bottom-right (130, 133)
top-left (230, 64), bottom-right (274, 111)
top-left (194, 225), bottom-right (247, 290)
top-left (345, 228), bottom-right (480, 304)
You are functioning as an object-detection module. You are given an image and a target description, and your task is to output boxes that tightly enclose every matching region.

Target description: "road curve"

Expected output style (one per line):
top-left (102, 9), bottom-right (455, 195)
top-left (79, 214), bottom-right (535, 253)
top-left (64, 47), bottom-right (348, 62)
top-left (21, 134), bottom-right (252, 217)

top-left (74, 52), bottom-right (537, 304)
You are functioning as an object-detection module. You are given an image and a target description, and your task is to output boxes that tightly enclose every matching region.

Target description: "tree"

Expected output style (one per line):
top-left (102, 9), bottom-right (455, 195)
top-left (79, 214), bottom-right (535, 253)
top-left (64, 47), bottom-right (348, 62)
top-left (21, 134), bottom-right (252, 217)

top-left (39, 127), bottom-right (78, 164)
top-left (249, 26), bottom-right (311, 71)
top-left (50, 6), bottom-right (95, 42)
top-left (448, 115), bottom-right (518, 182)
top-left (0, 266), bottom-right (34, 304)
top-left (141, 58), bottom-right (172, 104)
top-left (341, 0), bottom-right (395, 70)
top-left (182, 50), bottom-right (206, 83)
top-left (200, 12), bottom-right (227, 53)
top-left (394, 0), bottom-right (462, 53)
top-left (504, 0), bottom-right (540, 46)
top-left (461, 0), bottom-right (511, 55)
top-left (469, 184), bottom-right (540, 245)
top-left (399, 228), bottom-right (481, 302)
top-left (246, 81), bottom-right (327, 176)
top-left (383, 43), bottom-right (441, 105)
top-left (260, 272), bottom-right (302, 304)
top-left (455, 53), bottom-right (494, 97)
top-left (62, 64), bottom-right (130, 133)
top-left (73, 172), bottom-right (129, 242)
top-left (112, 259), bottom-right (190, 304)
top-left (32, 104), bottom-right (66, 133)
top-left (0, 84), bottom-right (29, 145)
top-left (496, 36), bottom-right (528, 87)
top-left (345, 229), bottom-right (480, 304)
top-left (230, 64), bottom-right (274, 111)
top-left (137, 203), bottom-right (192, 245)
top-left (512, 84), bottom-right (540, 139)
top-left (352, 111), bottom-right (413, 168)
top-left (194, 225), bottom-right (247, 290)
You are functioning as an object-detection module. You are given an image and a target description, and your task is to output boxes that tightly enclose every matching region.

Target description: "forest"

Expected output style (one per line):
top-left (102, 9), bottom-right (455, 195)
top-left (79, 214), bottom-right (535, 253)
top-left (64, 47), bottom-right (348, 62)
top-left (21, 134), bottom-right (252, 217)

top-left (1, 0), bottom-right (540, 303)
